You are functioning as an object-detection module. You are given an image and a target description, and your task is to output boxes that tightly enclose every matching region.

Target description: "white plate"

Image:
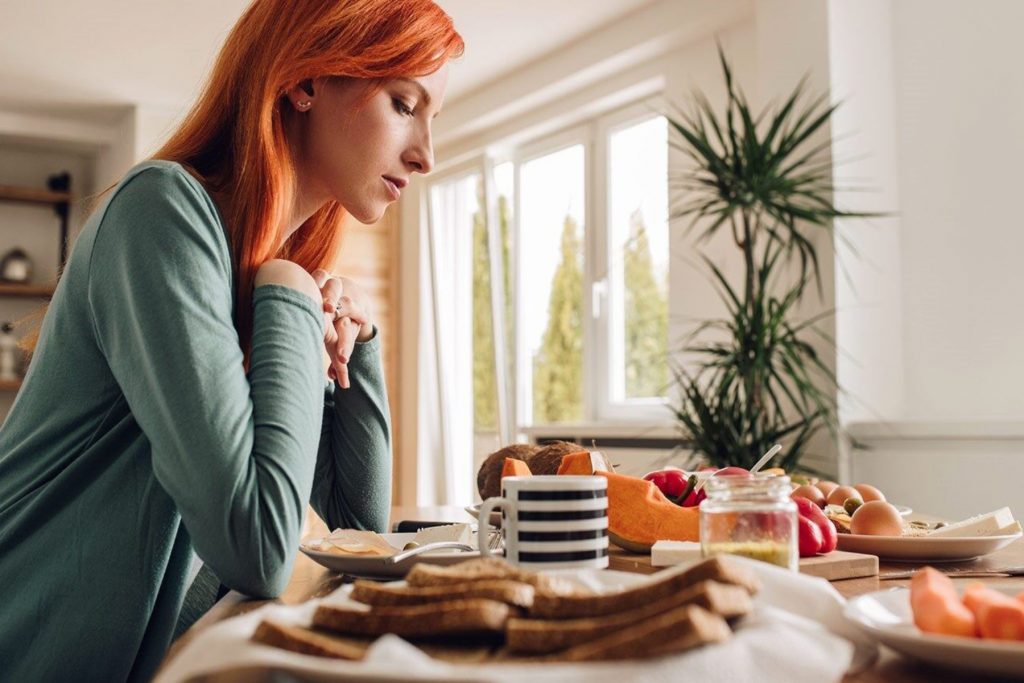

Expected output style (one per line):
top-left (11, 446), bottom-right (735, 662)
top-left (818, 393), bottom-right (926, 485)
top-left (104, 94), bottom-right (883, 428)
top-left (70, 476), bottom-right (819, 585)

top-left (464, 503), bottom-right (502, 527)
top-left (845, 585), bottom-right (1024, 677)
top-left (836, 532), bottom-right (1021, 561)
top-left (299, 532), bottom-right (484, 579)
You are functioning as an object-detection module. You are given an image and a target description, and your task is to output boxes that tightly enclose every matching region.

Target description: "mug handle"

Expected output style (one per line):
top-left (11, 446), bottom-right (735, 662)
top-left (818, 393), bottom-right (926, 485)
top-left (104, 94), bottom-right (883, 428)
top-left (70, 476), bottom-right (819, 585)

top-left (477, 496), bottom-right (507, 559)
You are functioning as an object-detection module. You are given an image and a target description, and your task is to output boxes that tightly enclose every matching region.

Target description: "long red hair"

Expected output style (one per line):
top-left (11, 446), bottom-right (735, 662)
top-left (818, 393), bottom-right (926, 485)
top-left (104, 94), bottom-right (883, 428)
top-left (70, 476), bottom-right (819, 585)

top-left (154, 0), bottom-right (463, 365)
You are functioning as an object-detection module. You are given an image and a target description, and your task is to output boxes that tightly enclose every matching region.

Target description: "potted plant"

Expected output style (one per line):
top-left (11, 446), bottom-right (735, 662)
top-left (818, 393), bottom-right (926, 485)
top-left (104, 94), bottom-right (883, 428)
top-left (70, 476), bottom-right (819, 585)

top-left (667, 48), bottom-right (877, 473)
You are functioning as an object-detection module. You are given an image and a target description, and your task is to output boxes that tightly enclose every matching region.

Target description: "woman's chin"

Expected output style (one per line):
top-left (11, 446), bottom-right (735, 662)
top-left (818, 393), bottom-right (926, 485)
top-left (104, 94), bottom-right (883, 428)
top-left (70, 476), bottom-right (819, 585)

top-left (344, 202), bottom-right (387, 225)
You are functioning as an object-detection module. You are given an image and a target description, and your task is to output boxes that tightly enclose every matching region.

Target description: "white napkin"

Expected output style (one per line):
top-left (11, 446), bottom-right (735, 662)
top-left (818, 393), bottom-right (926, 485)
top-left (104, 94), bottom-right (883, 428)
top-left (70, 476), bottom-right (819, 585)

top-left (156, 557), bottom-right (876, 683)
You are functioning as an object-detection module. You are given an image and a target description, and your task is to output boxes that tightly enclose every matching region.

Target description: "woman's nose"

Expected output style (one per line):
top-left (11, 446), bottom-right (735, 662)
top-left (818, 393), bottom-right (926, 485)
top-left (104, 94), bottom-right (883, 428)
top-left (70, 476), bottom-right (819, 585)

top-left (403, 128), bottom-right (434, 175)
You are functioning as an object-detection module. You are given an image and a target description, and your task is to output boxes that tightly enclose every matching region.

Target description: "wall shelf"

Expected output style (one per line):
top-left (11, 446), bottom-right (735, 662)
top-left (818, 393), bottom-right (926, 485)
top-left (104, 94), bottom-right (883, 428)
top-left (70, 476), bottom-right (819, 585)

top-left (0, 185), bottom-right (73, 206)
top-left (0, 172), bottom-right (73, 268)
top-left (0, 379), bottom-right (22, 392)
top-left (0, 283), bottom-right (56, 298)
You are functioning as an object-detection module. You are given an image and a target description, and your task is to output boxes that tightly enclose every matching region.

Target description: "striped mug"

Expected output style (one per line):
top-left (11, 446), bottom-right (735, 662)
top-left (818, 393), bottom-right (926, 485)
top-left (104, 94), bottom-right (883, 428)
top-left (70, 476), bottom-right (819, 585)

top-left (478, 475), bottom-right (609, 570)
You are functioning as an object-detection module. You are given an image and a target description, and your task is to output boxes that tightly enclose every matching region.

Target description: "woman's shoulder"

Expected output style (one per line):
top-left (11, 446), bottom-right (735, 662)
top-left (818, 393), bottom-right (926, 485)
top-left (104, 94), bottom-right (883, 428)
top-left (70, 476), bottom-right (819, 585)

top-left (83, 159), bottom-right (232, 278)
top-left (111, 160), bottom-right (219, 219)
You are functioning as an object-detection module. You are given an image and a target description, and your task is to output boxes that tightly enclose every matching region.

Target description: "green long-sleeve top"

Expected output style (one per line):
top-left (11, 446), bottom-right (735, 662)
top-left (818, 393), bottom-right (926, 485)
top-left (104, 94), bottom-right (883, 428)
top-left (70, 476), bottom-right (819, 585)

top-left (0, 160), bottom-right (392, 682)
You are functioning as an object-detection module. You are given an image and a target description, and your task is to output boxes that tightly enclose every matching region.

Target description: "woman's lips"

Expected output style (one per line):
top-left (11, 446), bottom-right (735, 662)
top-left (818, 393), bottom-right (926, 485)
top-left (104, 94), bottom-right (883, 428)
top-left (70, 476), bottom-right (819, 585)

top-left (382, 176), bottom-right (401, 200)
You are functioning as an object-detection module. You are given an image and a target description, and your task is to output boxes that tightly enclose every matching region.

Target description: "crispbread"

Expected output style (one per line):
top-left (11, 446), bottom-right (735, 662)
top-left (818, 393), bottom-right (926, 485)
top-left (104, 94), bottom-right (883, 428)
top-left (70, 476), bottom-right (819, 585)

top-left (313, 598), bottom-right (511, 638)
top-left (529, 555), bottom-right (759, 619)
top-left (507, 579), bottom-right (752, 653)
top-left (553, 603), bottom-right (731, 662)
top-left (251, 621), bottom-right (371, 660)
top-left (351, 578), bottom-right (535, 609)
top-left (405, 557), bottom-right (575, 594)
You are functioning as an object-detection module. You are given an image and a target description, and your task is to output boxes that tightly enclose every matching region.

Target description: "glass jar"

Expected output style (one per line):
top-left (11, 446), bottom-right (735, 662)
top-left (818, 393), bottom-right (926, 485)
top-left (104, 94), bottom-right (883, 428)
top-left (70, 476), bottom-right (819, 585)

top-left (700, 474), bottom-right (798, 570)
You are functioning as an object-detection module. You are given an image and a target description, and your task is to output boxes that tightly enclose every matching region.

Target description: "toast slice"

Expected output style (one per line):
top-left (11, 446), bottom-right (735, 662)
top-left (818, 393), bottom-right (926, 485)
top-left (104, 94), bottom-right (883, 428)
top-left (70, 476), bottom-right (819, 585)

top-left (313, 598), bottom-right (511, 638)
top-left (252, 620), bottom-right (497, 663)
top-left (507, 579), bottom-right (752, 654)
top-left (529, 556), bottom-right (759, 619)
top-left (351, 578), bottom-right (535, 609)
top-left (252, 620), bottom-right (371, 660)
top-left (552, 603), bottom-right (731, 661)
top-left (404, 557), bottom-right (575, 594)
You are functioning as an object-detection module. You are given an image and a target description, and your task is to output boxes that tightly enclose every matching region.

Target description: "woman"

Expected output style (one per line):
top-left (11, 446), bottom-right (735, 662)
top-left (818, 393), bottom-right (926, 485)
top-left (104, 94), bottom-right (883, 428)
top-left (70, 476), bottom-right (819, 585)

top-left (0, 1), bottom-right (462, 680)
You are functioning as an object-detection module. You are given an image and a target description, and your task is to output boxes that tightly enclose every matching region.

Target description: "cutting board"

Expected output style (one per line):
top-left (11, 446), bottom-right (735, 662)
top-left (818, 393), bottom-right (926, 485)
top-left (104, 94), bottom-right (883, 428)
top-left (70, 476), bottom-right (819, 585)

top-left (647, 542), bottom-right (878, 581)
top-left (799, 550), bottom-right (878, 580)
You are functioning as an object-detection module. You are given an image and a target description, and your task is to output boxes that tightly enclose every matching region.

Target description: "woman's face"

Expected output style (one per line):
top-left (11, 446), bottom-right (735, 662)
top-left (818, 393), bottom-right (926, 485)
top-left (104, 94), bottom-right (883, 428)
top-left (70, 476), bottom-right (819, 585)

top-left (289, 66), bottom-right (449, 224)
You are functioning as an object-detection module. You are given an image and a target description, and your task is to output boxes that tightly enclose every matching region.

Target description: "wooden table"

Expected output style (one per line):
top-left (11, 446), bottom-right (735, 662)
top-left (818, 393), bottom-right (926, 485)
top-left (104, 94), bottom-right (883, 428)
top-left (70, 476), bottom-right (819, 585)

top-left (162, 506), bottom-right (1024, 682)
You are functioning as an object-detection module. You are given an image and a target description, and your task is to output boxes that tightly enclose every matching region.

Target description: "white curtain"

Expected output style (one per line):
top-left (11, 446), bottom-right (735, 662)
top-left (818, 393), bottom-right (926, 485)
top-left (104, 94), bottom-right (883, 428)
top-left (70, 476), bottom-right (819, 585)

top-left (417, 176), bottom-right (477, 506)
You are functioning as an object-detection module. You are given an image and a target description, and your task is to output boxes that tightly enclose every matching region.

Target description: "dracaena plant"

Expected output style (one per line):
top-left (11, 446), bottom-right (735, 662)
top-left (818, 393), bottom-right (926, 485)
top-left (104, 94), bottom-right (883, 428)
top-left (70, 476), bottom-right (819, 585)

top-left (667, 47), bottom-right (877, 471)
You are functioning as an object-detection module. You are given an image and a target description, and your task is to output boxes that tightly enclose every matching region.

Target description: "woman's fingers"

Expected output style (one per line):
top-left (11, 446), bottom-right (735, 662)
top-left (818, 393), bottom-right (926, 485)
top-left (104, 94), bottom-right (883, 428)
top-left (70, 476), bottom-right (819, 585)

top-left (320, 278), bottom-right (345, 316)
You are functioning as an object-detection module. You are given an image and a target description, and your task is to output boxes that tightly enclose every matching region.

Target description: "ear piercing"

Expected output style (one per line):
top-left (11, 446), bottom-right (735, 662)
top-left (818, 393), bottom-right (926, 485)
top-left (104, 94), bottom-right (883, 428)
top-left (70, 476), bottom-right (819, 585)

top-left (297, 100), bottom-right (312, 110)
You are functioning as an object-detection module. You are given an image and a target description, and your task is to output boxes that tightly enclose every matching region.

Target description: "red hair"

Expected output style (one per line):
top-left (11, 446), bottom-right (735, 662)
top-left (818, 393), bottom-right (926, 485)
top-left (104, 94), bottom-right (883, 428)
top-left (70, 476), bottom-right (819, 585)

top-left (154, 0), bottom-right (463, 366)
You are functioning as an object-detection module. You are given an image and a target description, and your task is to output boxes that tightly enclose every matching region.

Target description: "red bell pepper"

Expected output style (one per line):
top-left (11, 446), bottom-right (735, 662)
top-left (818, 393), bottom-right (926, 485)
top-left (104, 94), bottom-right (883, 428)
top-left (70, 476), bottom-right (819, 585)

top-left (793, 495), bottom-right (838, 556)
top-left (642, 469), bottom-right (703, 507)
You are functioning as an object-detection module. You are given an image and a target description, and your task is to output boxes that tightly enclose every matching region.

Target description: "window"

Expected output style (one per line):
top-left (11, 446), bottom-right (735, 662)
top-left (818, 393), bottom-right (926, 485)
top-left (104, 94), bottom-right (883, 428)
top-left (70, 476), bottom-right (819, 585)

top-left (427, 99), bottom-right (671, 452)
top-left (519, 142), bottom-right (586, 425)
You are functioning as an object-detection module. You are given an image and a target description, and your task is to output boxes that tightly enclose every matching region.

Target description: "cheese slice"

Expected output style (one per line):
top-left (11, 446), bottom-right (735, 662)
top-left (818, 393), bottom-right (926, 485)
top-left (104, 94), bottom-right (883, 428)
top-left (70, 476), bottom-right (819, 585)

top-left (320, 529), bottom-right (398, 556)
top-left (997, 520), bottom-right (1023, 536)
top-left (928, 507), bottom-right (1016, 537)
top-left (410, 523), bottom-right (474, 548)
top-left (651, 540), bottom-right (704, 567)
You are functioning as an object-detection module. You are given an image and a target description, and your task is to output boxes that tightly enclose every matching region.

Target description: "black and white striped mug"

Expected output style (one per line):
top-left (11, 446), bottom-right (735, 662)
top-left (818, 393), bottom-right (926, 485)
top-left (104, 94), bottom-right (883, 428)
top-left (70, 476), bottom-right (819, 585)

top-left (478, 475), bottom-right (609, 570)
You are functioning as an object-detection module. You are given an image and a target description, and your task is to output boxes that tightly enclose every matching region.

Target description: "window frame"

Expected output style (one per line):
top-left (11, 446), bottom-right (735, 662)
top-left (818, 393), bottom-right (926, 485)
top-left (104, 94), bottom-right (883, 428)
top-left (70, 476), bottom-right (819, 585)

top-left (425, 95), bottom-right (675, 441)
top-left (511, 124), bottom-right (593, 428)
top-left (593, 98), bottom-right (673, 422)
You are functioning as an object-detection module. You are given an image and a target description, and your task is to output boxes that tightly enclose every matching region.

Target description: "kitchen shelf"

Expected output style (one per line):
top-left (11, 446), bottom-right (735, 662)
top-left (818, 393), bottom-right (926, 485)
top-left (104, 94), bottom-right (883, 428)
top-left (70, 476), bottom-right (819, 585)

top-left (0, 185), bottom-right (73, 205)
top-left (0, 378), bottom-right (22, 392)
top-left (0, 172), bottom-right (73, 269)
top-left (0, 283), bottom-right (56, 298)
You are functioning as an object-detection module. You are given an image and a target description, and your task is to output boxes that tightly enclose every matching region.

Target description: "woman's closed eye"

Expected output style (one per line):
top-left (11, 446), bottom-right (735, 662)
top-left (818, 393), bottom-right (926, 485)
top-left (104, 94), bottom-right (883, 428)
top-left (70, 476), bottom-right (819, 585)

top-left (392, 97), bottom-right (414, 117)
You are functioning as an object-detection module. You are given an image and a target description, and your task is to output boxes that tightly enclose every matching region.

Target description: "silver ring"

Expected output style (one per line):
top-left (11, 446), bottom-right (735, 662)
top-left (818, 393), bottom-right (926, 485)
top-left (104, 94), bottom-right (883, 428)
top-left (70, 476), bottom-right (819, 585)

top-left (333, 300), bottom-right (345, 319)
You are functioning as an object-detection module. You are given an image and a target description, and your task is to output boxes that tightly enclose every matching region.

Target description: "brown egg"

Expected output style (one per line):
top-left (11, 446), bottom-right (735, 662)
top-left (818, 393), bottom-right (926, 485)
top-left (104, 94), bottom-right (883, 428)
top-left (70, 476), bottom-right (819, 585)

top-left (815, 480), bottom-right (839, 498)
top-left (791, 484), bottom-right (826, 507)
top-left (850, 501), bottom-right (905, 536)
top-left (826, 485), bottom-right (863, 507)
top-left (854, 483), bottom-right (886, 503)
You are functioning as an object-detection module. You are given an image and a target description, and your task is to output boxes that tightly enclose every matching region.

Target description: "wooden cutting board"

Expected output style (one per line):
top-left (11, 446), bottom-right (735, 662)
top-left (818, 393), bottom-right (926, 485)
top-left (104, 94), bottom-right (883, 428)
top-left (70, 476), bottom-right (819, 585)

top-left (647, 541), bottom-right (878, 580)
top-left (799, 549), bottom-right (878, 580)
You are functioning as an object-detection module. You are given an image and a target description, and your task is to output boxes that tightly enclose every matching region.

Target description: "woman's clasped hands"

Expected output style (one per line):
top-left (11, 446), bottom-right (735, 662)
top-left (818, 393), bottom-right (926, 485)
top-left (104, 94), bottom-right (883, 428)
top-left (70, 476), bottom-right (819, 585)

top-left (313, 269), bottom-right (373, 389)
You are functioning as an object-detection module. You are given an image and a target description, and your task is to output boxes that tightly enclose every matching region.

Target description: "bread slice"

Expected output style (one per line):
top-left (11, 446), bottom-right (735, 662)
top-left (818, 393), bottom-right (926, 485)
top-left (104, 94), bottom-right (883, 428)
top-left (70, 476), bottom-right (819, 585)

top-left (252, 620), bottom-right (497, 663)
top-left (313, 598), bottom-right (511, 638)
top-left (404, 557), bottom-right (574, 594)
top-left (351, 578), bottom-right (535, 609)
top-left (507, 579), bottom-right (751, 654)
top-left (251, 620), bottom-right (371, 660)
top-left (529, 556), bottom-right (759, 619)
top-left (553, 603), bottom-right (731, 662)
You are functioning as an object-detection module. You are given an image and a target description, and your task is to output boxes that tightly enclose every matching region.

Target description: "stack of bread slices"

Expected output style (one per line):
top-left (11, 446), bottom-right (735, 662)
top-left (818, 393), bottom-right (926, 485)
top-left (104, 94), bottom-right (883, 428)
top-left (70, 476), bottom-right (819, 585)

top-left (253, 556), bottom-right (759, 664)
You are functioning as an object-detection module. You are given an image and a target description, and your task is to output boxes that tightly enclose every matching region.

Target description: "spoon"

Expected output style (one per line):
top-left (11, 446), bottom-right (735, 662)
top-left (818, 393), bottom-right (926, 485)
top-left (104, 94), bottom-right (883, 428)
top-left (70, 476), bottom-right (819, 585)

top-left (693, 444), bottom-right (784, 495)
top-left (750, 443), bottom-right (783, 474)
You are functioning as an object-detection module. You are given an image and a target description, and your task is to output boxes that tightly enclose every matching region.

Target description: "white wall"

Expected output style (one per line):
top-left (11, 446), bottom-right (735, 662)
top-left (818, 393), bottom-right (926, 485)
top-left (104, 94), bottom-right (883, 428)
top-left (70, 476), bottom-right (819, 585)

top-left (828, 0), bottom-right (905, 425)
top-left (829, 0), bottom-right (1024, 518)
top-left (892, 0), bottom-right (1024, 422)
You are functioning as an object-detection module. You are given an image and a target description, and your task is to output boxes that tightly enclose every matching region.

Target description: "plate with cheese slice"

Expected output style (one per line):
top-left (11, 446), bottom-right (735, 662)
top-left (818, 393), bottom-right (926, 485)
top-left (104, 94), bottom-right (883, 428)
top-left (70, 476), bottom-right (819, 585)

top-left (836, 507), bottom-right (1022, 561)
top-left (300, 524), bottom-right (486, 578)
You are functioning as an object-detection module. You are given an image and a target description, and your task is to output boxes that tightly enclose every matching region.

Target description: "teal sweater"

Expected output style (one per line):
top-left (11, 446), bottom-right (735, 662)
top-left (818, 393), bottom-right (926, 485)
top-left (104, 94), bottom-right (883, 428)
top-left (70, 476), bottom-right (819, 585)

top-left (0, 161), bottom-right (392, 681)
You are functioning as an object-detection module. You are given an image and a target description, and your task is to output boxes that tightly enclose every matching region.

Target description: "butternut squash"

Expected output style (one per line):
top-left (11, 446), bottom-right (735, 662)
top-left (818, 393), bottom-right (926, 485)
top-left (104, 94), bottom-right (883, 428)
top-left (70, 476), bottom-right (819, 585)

top-left (501, 458), bottom-right (532, 479)
top-left (557, 451), bottom-right (699, 552)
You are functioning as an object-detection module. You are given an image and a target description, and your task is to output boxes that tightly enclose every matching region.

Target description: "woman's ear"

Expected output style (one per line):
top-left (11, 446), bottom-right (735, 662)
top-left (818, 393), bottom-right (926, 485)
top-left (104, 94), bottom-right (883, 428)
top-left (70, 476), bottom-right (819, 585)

top-left (285, 79), bottom-right (318, 112)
